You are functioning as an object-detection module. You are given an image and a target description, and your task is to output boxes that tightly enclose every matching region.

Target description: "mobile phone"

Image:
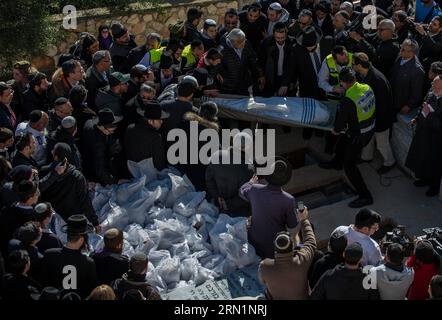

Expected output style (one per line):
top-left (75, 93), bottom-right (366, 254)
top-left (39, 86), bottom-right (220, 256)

top-left (297, 201), bottom-right (305, 212)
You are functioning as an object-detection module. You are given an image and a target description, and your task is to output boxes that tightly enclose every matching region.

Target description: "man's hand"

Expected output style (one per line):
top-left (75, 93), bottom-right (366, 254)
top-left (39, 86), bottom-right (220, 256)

top-left (333, 86), bottom-right (345, 94)
top-left (415, 23), bottom-right (427, 36)
top-left (409, 118), bottom-right (417, 127)
top-left (54, 161), bottom-right (68, 175)
top-left (422, 102), bottom-right (433, 117)
top-left (349, 31), bottom-right (363, 42)
top-left (331, 128), bottom-right (340, 136)
top-left (400, 105), bottom-right (411, 115)
top-left (94, 224), bottom-right (102, 234)
top-left (31, 168), bottom-right (39, 179)
top-left (216, 74), bottom-right (224, 84)
top-left (250, 175), bottom-right (259, 184)
top-left (278, 86), bottom-right (288, 96)
top-left (296, 207), bottom-right (309, 222)
top-left (258, 77), bottom-right (266, 91)
top-left (218, 197), bottom-right (228, 211)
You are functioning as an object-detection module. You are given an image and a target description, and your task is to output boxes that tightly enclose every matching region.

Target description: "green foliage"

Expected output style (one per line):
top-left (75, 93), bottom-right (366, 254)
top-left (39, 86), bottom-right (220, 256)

top-left (50, 0), bottom-right (161, 13)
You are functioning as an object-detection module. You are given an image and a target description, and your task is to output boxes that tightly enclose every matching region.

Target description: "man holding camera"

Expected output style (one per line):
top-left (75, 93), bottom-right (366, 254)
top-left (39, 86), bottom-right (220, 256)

top-left (350, 19), bottom-right (400, 77)
top-left (415, 16), bottom-right (442, 74)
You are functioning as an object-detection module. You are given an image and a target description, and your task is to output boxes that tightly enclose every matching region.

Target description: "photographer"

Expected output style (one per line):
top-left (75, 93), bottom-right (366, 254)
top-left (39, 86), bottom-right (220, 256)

top-left (392, 11), bottom-right (411, 45)
top-left (372, 243), bottom-right (414, 300)
top-left (406, 240), bottom-right (440, 300)
top-left (414, 16), bottom-right (442, 74)
top-left (350, 19), bottom-right (400, 77)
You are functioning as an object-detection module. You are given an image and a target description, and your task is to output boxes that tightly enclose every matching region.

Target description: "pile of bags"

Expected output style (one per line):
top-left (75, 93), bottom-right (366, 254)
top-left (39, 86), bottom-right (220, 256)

top-left (68, 159), bottom-right (261, 292)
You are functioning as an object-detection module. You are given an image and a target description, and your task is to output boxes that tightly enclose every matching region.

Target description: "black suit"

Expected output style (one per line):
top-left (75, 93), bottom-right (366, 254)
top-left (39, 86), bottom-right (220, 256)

top-left (313, 14), bottom-right (334, 38)
top-left (291, 43), bottom-right (328, 100)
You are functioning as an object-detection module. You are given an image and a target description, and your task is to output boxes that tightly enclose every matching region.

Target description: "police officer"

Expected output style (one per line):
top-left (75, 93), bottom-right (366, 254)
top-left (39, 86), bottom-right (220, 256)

top-left (319, 67), bottom-right (376, 208)
top-left (318, 45), bottom-right (353, 100)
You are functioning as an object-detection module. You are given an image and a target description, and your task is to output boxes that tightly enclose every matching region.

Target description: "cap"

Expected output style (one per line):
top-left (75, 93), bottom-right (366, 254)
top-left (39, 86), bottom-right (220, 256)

top-left (274, 232), bottom-right (293, 251)
top-left (329, 229), bottom-right (348, 253)
top-left (269, 2), bottom-right (283, 11)
top-left (61, 116), bottom-right (77, 129)
top-left (104, 228), bottom-right (120, 240)
top-left (29, 110), bottom-right (43, 123)
top-left (130, 252), bottom-right (149, 274)
top-left (181, 75), bottom-right (199, 88)
top-left (109, 72), bottom-right (130, 87)
top-left (204, 19), bottom-right (217, 27)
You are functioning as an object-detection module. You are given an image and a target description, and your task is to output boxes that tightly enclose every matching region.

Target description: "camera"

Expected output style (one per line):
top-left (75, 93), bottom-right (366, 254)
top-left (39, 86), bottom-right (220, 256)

top-left (380, 225), bottom-right (414, 257)
top-left (419, 227), bottom-right (442, 257)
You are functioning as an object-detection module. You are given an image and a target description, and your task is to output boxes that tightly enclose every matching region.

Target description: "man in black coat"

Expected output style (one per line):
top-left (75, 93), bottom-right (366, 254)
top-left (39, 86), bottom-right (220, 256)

top-left (124, 84), bottom-right (156, 125)
top-left (291, 26), bottom-right (328, 100)
top-left (125, 102), bottom-right (169, 171)
top-left (22, 72), bottom-right (51, 120)
top-left (390, 39), bottom-right (425, 115)
top-left (415, 16), bottom-right (442, 74)
top-left (258, 22), bottom-right (292, 97)
top-left (238, 3), bottom-right (268, 51)
top-left (81, 108), bottom-right (124, 186)
top-left (91, 228), bottom-right (129, 285)
top-left (314, 1), bottom-right (335, 37)
top-left (95, 72), bottom-right (129, 117)
top-left (11, 133), bottom-right (38, 169)
top-left (309, 228), bottom-right (347, 289)
top-left (39, 143), bottom-right (100, 232)
top-left (0, 82), bottom-right (17, 131)
top-left (351, 19), bottom-right (400, 78)
top-left (353, 53), bottom-right (397, 174)
top-left (219, 29), bottom-right (265, 95)
top-left (406, 76), bottom-right (442, 197)
top-left (122, 64), bottom-right (153, 104)
top-left (40, 215), bottom-right (98, 299)
top-left (85, 50), bottom-right (112, 111)
top-left (311, 242), bottom-right (380, 300)
top-left (120, 33), bottom-right (161, 74)
top-left (109, 23), bottom-right (137, 72)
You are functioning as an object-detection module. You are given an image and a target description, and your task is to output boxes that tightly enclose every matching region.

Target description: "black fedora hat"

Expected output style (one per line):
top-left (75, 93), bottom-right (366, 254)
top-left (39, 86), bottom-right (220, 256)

top-left (61, 215), bottom-right (94, 235)
top-left (136, 101), bottom-right (170, 120)
top-left (93, 108), bottom-right (123, 127)
top-left (296, 25), bottom-right (322, 47)
top-left (265, 156), bottom-right (293, 186)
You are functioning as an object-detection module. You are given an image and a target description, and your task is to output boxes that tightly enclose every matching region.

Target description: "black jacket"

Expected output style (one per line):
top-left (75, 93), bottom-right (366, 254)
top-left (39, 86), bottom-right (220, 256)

top-left (309, 252), bottom-right (345, 289)
top-left (390, 57), bottom-right (425, 112)
top-left (21, 88), bottom-right (51, 120)
top-left (160, 99), bottom-right (196, 135)
top-left (0, 182), bottom-right (18, 209)
top-left (258, 36), bottom-right (293, 96)
top-left (0, 205), bottom-right (36, 256)
top-left (8, 241), bottom-right (43, 283)
top-left (72, 102), bottom-right (96, 134)
top-left (81, 119), bottom-right (121, 186)
top-left (291, 43), bottom-right (328, 100)
top-left (85, 66), bottom-right (110, 111)
top-left (0, 102), bottom-right (16, 131)
top-left (11, 151), bottom-right (38, 169)
top-left (36, 230), bottom-right (63, 255)
top-left (123, 95), bottom-right (144, 125)
top-left (238, 11), bottom-right (268, 51)
top-left (122, 79), bottom-right (140, 104)
top-left (125, 120), bottom-right (167, 171)
top-left (417, 32), bottom-right (442, 72)
top-left (183, 21), bottom-right (202, 45)
top-left (112, 272), bottom-right (162, 300)
top-left (109, 36), bottom-right (137, 72)
top-left (220, 39), bottom-right (263, 95)
top-left (46, 126), bottom-right (82, 170)
top-left (153, 70), bottom-right (178, 95)
top-left (0, 273), bottom-right (41, 300)
top-left (355, 37), bottom-right (400, 78)
top-left (40, 246), bottom-right (98, 298)
top-left (121, 45), bottom-right (149, 74)
top-left (313, 14), bottom-right (334, 37)
top-left (310, 264), bottom-right (380, 300)
top-left (205, 147), bottom-right (254, 217)
top-left (95, 87), bottom-right (124, 116)
top-left (47, 110), bottom-right (62, 133)
top-left (39, 163), bottom-right (98, 226)
top-left (91, 249), bottom-right (129, 285)
top-left (357, 66), bottom-right (395, 132)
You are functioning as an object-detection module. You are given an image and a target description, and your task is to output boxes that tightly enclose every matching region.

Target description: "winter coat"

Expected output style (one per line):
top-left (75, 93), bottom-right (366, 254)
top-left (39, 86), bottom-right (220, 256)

top-left (47, 110), bottom-right (62, 133)
top-left (46, 126), bottom-right (82, 170)
top-left (205, 147), bottom-right (254, 216)
top-left (417, 32), bottom-right (442, 72)
top-left (39, 164), bottom-right (98, 226)
top-left (309, 252), bottom-right (345, 289)
top-left (0, 102), bottom-right (17, 131)
top-left (406, 254), bottom-right (439, 300)
top-left (0, 273), bottom-right (41, 300)
top-left (22, 88), bottom-right (51, 120)
top-left (112, 272), bottom-right (162, 300)
top-left (372, 263), bottom-right (414, 300)
top-left (95, 87), bottom-right (124, 116)
top-left (238, 11), bottom-right (268, 51)
top-left (125, 120), bottom-right (167, 171)
top-left (123, 94), bottom-right (144, 125)
top-left (85, 66), bottom-right (110, 111)
top-left (11, 151), bottom-right (38, 169)
top-left (40, 246), bottom-right (98, 299)
top-left (91, 249), bottom-right (129, 285)
top-left (259, 219), bottom-right (317, 300)
top-left (120, 45), bottom-right (149, 74)
top-left (310, 264), bottom-right (380, 300)
top-left (219, 39), bottom-right (263, 95)
top-left (109, 35), bottom-right (137, 72)
top-left (160, 99), bottom-right (196, 135)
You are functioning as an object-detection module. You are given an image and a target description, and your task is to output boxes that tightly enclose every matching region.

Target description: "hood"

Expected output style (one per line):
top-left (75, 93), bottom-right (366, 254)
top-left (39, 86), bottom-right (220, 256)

top-left (376, 264), bottom-right (414, 286)
top-left (333, 264), bottom-right (366, 280)
top-left (184, 112), bottom-right (219, 131)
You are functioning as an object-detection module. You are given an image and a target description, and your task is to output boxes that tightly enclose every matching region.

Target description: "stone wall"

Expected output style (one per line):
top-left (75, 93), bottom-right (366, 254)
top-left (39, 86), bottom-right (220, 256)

top-left (35, 0), bottom-right (253, 71)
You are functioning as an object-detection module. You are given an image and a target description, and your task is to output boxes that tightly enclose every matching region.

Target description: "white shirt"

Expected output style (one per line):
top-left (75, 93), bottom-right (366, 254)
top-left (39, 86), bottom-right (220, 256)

top-left (333, 225), bottom-right (383, 267)
top-left (15, 122), bottom-right (47, 166)
top-left (317, 17), bottom-right (325, 27)
top-left (276, 43), bottom-right (285, 76)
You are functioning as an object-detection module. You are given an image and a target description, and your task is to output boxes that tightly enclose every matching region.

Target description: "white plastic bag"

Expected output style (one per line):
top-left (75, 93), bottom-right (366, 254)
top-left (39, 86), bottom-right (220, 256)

top-left (99, 202), bottom-right (129, 232)
top-left (180, 258), bottom-right (201, 281)
top-left (115, 177), bottom-right (145, 204)
top-left (165, 174), bottom-right (195, 207)
top-left (173, 192), bottom-right (206, 218)
top-left (170, 241), bottom-right (191, 260)
top-left (127, 158), bottom-right (159, 182)
top-left (157, 257), bottom-right (181, 285)
top-left (148, 250), bottom-right (171, 267)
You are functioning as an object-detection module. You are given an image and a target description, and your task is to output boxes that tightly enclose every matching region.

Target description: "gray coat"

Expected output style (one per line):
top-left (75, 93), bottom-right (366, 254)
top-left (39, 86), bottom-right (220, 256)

top-left (372, 263), bottom-right (414, 300)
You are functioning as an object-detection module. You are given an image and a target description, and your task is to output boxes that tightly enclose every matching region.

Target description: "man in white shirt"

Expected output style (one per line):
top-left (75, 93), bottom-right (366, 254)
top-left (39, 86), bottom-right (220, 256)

top-left (15, 110), bottom-right (49, 167)
top-left (332, 208), bottom-right (383, 266)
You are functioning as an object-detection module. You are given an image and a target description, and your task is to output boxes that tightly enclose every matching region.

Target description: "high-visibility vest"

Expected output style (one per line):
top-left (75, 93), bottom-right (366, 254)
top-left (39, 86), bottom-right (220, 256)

top-left (344, 82), bottom-right (376, 134)
top-left (149, 47), bottom-right (165, 65)
top-left (326, 53), bottom-right (353, 87)
top-left (182, 44), bottom-right (196, 69)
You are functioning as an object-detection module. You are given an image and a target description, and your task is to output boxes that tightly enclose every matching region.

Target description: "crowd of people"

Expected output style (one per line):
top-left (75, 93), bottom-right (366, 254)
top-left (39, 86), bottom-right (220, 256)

top-left (0, 0), bottom-right (442, 300)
